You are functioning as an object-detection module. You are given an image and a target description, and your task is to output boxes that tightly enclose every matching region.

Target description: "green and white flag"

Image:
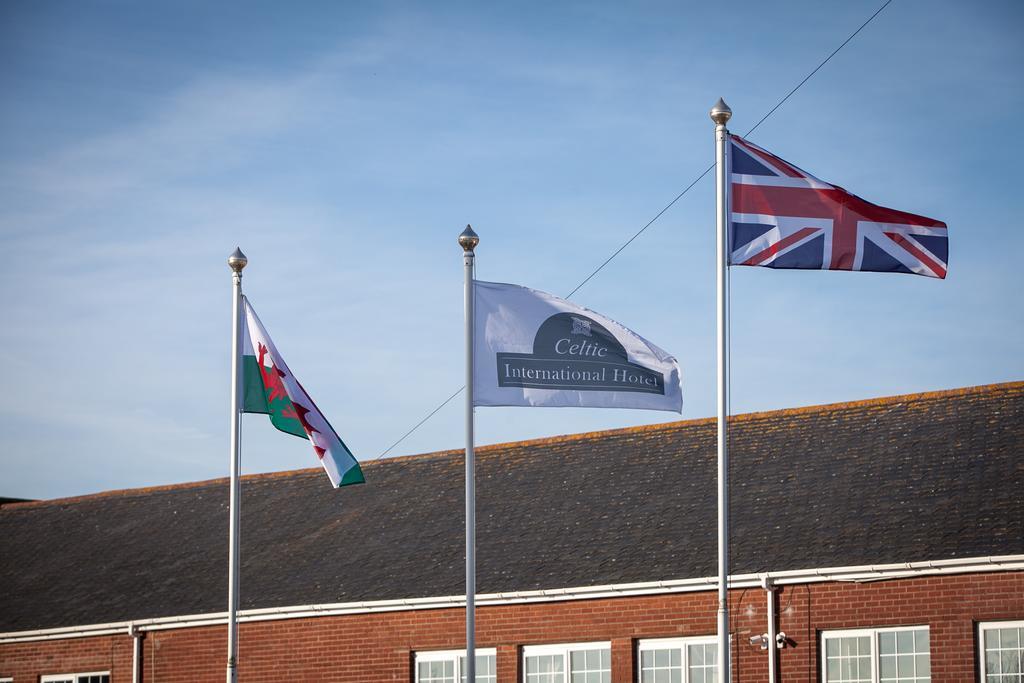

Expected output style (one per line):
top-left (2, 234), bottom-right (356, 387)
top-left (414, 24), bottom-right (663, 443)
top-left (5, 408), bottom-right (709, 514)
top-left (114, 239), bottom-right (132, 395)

top-left (241, 297), bottom-right (364, 488)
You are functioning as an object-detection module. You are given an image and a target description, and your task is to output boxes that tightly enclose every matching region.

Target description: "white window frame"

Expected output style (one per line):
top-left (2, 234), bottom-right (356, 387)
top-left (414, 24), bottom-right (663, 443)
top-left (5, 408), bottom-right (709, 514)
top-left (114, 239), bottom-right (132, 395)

top-left (0, 677), bottom-right (12, 683)
top-left (820, 626), bottom-right (930, 683)
top-left (522, 641), bottom-right (612, 682)
top-left (41, 674), bottom-right (111, 683)
top-left (637, 635), bottom-right (720, 683)
top-left (978, 620), bottom-right (1024, 682)
top-left (414, 648), bottom-right (497, 683)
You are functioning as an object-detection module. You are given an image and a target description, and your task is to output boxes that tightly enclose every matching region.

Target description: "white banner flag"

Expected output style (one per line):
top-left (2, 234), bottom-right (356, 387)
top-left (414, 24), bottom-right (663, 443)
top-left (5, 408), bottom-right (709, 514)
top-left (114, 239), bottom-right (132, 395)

top-left (472, 281), bottom-right (683, 412)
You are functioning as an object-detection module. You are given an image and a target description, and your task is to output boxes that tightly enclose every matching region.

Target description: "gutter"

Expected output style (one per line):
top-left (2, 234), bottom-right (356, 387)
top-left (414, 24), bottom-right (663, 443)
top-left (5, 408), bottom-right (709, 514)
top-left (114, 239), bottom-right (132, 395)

top-left (2, 554), bottom-right (1022, 645)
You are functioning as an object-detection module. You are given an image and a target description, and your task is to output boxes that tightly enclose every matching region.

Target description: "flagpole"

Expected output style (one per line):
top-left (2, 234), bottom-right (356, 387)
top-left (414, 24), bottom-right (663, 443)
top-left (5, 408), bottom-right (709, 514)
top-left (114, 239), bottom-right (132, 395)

top-left (459, 225), bottom-right (480, 683)
top-left (710, 98), bottom-right (733, 682)
top-left (226, 247), bottom-right (247, 683)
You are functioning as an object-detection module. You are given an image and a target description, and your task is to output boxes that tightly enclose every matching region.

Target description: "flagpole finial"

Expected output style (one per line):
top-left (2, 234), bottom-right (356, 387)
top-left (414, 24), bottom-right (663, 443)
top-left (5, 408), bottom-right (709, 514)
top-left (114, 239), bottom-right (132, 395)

top-left (710, 98), bottom-right (732, 125)
top-left (458, 225), bottom-right (479, 252)
top-left (227, 247), bottom-right (248, 273)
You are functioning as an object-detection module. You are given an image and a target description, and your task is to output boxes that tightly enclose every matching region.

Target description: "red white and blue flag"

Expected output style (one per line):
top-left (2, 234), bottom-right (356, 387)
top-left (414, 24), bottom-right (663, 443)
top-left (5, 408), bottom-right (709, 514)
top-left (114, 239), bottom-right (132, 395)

top-left (729, 135), bottom-right (948, 278)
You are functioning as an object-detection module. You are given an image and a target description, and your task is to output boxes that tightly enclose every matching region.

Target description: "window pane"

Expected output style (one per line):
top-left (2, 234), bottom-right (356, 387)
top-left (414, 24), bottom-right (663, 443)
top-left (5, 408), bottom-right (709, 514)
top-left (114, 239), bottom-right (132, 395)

top-left (825, 636), bottom-right (871, 682)
top-left (419, 658), bottom-right (456, 683)
top-left (526, 654), bottom-right (565, 683)
top-left (982, 627), bottom-right (1023, 683)
top-left (641, 645), bottom-right (683, 683)
top-left (986, 650), bottom-right (1001, 675)
top-left (858, 655), bottom-right (871, 679)
top-left (880, 655), bottom-right (896, 678)
top-left (457, 654), bottom-right (496, 683)
top-left (897, 654), bottom-right (913, 677)
top-left (569, 648), bottom-right (608, 679)
top-left (688, 644), bottom-right (717, 683)
top-left (873, 629), bottom-right (931, 683)
top-left (879, 632), bottom-right (896, 655)
top-left (916, 654), bottom-right (930, 677)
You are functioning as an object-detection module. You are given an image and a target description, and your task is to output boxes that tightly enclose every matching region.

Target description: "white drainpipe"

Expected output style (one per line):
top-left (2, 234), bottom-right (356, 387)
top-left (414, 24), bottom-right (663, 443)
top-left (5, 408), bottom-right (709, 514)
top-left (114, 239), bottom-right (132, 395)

top-left (128, 622), bottom-right (142, 683)
top-left (762, 576), bottom-right (779, 683)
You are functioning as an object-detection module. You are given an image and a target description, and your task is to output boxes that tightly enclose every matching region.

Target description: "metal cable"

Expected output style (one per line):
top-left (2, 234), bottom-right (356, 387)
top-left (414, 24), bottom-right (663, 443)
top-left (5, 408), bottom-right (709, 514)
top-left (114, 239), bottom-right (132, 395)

top-left (375, 0), bottom-right (893, 460)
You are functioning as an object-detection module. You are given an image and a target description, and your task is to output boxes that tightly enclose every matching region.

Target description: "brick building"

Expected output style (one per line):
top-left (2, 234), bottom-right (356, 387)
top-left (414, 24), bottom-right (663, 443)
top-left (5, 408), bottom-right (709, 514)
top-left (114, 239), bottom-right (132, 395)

top-left (1, 382), bottom-right (1022, 683)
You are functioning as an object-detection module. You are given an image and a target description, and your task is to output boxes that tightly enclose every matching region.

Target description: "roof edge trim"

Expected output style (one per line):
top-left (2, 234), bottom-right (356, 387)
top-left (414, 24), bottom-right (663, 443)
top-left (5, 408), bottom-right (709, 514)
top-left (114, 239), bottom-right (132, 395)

top-left (3, 554), bottom-right (1022, 644)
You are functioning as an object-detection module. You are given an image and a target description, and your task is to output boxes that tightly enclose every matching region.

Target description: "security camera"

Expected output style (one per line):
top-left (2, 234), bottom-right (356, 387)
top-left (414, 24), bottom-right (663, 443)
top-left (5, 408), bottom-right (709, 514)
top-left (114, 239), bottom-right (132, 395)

top-left (749, 634), bottom-right (769, 649)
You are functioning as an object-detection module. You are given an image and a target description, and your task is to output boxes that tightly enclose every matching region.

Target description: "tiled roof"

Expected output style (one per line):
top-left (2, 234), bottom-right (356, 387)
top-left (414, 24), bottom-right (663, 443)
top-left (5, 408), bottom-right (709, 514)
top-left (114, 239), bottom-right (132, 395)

top-left (1, 382), bottom-right (1021, 633)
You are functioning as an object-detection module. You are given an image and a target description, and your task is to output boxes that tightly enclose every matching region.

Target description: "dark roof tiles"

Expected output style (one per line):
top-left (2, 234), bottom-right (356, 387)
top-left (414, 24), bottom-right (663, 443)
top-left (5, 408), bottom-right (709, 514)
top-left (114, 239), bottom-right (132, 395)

top-left (1, 382), bottom-right (1022, 633)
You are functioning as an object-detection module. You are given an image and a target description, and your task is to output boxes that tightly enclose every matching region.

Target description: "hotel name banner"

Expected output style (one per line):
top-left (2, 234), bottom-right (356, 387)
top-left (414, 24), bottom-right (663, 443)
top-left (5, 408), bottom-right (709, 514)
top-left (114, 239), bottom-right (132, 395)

top-left (472, 281), bottom-right (683, 412)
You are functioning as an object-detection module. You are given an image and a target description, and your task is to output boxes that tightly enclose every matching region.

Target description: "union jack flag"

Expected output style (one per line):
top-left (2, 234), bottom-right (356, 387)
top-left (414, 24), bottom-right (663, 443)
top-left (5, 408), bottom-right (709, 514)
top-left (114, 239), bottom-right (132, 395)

top-left (730, 135), bottom-right (948, 278)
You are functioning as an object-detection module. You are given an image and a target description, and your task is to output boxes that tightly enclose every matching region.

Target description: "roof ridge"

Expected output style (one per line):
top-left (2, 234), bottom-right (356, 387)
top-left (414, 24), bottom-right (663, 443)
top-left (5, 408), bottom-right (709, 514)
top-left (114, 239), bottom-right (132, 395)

top-left (402, 380), bottom-right (1023, 459)
top-left (6, 381), bottom-right (1020, 510)
top-left (0, 468), bottom-right (326, 510)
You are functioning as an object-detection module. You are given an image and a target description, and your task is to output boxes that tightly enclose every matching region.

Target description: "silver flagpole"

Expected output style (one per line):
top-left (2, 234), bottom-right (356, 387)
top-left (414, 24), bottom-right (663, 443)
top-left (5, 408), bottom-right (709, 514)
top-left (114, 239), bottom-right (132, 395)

top-left (710, 98), bottom-right (732, 682)
top-left (226, 247), bottom-right (247, 683)
top-left (459, 225), bottom-right (480, 683)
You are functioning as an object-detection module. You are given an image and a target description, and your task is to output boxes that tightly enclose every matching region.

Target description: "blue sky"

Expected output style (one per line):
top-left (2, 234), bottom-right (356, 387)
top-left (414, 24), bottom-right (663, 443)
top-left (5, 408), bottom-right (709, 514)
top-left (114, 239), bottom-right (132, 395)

top-left (1, 0), bottom-right (1021, 500)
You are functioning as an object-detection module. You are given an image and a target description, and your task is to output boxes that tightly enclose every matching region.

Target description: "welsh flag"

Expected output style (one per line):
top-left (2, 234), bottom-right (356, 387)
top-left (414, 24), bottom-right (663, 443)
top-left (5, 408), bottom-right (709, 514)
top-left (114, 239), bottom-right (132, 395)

top-left (241, 297), bottom-right (364, 488)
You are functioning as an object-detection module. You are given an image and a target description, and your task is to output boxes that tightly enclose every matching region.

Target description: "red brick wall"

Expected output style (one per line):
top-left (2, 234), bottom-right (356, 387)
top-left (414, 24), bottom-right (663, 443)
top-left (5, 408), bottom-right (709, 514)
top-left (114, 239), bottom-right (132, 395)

top-left (2, 571), bottom-right (1021, 682)
top-left (0, 633), bottom-right (131, 682)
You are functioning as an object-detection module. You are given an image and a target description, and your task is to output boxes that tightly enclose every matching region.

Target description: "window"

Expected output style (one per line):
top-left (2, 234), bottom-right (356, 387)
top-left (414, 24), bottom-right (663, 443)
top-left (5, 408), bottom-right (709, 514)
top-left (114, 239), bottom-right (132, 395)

top-left (638, 637), bottom-right (718, 683)
top-left (414, 648), bottom-right (497, 683)
top-left (821, 627), bottom-right (930, 683)
top-left (41, 674), bottom-right (110, 683)
top-left (979, 620), bottom-right (1024, 683)
top-left (522, 642), bottom-right (610, 683)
